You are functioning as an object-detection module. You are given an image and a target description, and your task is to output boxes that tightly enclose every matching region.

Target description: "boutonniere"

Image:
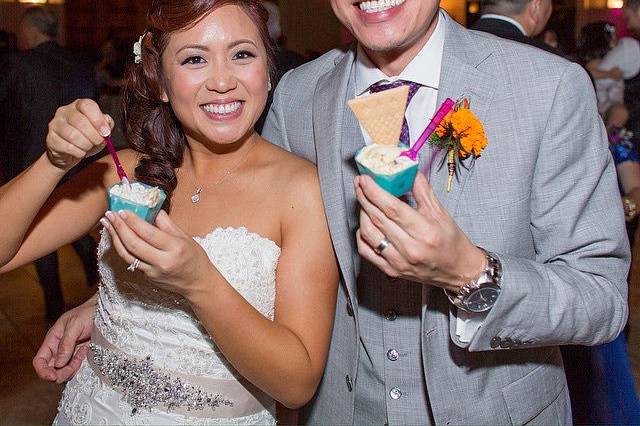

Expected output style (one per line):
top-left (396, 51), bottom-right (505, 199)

top-left (429, 98), bottom-right (488, 192)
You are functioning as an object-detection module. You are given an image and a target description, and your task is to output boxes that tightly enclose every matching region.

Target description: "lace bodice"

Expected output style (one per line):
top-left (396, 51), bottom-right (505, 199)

top-left (55, 227), bottom-right (280, 425)
top-left (94, 226), bottom-right (280, 377)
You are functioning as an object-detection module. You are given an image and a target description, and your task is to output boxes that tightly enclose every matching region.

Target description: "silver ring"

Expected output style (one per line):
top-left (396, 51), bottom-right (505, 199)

top-left (374, 238), bottom-right (390, 255)
top-left (127, 257), bottom-right (141, 272)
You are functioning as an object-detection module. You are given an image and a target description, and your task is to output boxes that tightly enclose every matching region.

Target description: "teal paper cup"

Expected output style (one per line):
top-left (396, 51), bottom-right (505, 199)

top-left (355, 147), bottom-right (419, 197)
top-left (107, 182), bottom-right (167, 223)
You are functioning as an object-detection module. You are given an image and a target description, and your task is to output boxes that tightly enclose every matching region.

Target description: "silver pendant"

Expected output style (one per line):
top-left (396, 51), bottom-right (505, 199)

top-left (191, 188), bottom-right (202, 204)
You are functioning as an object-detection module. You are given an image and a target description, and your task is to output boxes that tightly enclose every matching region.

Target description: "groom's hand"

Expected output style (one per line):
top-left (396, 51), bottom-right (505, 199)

top-left (355, 173), bottom-right (485, 291)
top-left (33, 294), bottom-right (96, 383)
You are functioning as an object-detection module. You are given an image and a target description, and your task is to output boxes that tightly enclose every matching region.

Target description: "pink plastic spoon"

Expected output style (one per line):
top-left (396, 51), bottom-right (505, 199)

top-left (399, 98), bottom-right (455, 161)
top-left (104, 135), bottom-right (130, 185)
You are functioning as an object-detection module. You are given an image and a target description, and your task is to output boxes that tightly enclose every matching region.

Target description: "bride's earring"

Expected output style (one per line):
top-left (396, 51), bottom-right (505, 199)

top-left (268, 80), bottom-right (272, 91)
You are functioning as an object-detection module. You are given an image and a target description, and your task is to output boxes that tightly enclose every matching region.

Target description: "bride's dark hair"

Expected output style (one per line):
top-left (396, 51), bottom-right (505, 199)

top-left (123, 0), bottom-right (275, 210)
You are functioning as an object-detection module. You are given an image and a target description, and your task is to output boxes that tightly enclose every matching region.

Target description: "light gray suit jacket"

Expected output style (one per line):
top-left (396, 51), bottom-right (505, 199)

top-left (262, 14), bottom-right (630, 425)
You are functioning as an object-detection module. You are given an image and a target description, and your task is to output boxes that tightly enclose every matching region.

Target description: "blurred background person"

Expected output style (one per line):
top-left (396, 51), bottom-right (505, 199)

top-left (0, 6), bottom-right (98, 321)
top-left (540, 27), bottom-right (559, 49)
top-left (0, 30), bottom-right (16, 55)
top-left (255, 0), bottom-right (306, 132)
top-left (0, 30), bottom-right (17, 184)
top-left (577, 21), bottom-right (640, 115)
top-left (561, 102), bottom-right (640, 424)
top-left (472, 0), bottom-right (563, 56)
top-left (622, 0), bottom-right (640, 145)
top-left (94, 32), bottom-right (133, 150)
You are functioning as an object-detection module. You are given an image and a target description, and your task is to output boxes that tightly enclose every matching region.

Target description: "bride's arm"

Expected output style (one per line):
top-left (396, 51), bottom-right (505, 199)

top-left (103, 162), bottom-right (339, 409)
top-left (0, 99), bottom-right (132, 273)
top-left (193, 166), bottom-right (339, 408)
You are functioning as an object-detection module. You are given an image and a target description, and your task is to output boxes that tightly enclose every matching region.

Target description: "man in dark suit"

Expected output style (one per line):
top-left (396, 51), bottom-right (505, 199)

top-left (0, 6), bottom-right (98, 320)
top-left (472, 0), bottom-right (560, 56)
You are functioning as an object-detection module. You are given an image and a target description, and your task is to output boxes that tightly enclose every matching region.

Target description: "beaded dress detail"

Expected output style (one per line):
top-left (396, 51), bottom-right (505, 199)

top-left (54, 227), bottom-right (280, 425)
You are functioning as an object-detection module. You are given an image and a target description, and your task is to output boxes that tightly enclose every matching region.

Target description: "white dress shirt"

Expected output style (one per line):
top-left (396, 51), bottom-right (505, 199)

top-left (353, 11), bottom-right (486, 342)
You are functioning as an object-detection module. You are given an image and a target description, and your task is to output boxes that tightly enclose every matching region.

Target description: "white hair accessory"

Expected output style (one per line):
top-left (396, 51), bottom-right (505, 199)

top-left (133, 33), bottom-right (144, 64)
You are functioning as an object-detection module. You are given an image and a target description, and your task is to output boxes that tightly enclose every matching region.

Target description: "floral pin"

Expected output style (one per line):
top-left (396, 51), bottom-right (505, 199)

top-left (428, 98), bottom-right (488, 192)
top-left (133, 34), bottom-right (144, 64)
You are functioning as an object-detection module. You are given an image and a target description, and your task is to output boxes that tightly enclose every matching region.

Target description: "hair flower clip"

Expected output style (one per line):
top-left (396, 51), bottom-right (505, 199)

top-left (428, 98), bottom-right (488, 192)
top-left (133, 34), bottom-right (144, 64)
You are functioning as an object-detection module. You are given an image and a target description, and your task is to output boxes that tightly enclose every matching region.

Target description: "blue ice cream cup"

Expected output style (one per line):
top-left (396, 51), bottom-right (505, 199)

top-left (355, 145), bottom-right (419, 197)
top-left (107, 182), bottom-right (167, 223)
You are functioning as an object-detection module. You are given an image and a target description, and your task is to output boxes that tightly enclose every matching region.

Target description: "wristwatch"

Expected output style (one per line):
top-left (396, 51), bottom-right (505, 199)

top-left (444, 248), bottom-right (502, 313)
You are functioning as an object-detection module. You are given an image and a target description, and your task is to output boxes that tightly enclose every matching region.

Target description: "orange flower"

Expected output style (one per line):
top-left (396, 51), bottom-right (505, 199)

top-left (436, 108), bottom-right (487, 158)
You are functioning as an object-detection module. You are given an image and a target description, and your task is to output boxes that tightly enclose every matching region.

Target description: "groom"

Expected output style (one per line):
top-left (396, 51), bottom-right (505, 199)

top-left (261, 0), bottom-right (628, 424)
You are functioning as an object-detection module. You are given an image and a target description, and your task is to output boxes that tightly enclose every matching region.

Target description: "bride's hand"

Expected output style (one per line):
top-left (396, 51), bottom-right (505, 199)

top-left (101, 210), bottom-right (215, 299)
top-left (32, 295), bottom-right (97, 383)
top-left (46, 99), bottom-right (114, 172)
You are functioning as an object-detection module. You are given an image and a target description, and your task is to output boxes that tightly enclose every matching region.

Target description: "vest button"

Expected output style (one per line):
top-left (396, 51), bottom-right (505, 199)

top-left (389, 387), bottom-right (402, 400)
top-left (345, 375), bottom-right (353, 392)
top-left (387, 349), bottom-right (399, 361)
top-left (490, 336), bottom-right (501, 348)
top-left (384, 310), bottom-right (397, 321)
top-left (500, 337), bottom-right (513, 349)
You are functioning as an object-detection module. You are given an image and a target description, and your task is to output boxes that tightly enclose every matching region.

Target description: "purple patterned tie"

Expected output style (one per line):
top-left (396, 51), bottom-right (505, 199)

top-left (368, 80), bottom-right (421, 147)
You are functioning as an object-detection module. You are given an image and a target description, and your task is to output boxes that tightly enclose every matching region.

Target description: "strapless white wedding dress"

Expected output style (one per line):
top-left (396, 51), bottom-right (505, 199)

top-left (54, 227), bottom-right (280, 425)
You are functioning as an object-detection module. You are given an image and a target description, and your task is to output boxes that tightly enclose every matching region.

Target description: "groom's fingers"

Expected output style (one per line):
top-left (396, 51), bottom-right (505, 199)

top-left (356, 229), bottom-right (398, 278)
top-left (355, 178), bottom-right (416, 258)
top-left (356, 175), bottom-right (426, 233)
top-left (412, 172), bottom-right (443, 218)
top-left (55, 344), bottom-right (89, 383)
top-left (33, 337), bottom-right (58, 381)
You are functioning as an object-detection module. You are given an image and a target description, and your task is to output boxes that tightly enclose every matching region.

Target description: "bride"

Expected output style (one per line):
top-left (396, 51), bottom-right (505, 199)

top-left (0, 0), bottom-right (338, 424)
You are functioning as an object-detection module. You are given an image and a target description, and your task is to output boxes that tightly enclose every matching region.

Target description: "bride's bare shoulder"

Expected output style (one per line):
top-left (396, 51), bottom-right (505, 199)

top-left (259, 140), bottom-right (319, 191)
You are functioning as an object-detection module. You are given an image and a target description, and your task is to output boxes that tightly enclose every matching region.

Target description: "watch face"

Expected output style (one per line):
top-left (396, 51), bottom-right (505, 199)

top-left (464, 287), bottom-right (500, 313)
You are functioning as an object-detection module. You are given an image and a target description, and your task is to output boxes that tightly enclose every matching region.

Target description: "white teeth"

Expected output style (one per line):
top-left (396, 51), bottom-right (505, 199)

top-left (202, 101), bottom-right (241, 114)
top-left (359, 0), bottom-right (404, 13)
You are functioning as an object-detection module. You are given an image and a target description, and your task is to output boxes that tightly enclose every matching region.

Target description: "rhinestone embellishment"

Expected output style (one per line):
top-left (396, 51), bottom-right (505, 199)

top-left (89, 343), bottom-right (233, 415)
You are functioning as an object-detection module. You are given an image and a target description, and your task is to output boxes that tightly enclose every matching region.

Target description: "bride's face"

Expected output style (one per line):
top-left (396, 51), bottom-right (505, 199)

top-left (160, 5), bottom-right (270, 146)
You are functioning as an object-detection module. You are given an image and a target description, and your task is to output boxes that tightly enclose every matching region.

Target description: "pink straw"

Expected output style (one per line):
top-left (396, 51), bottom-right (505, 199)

top-left (400, 98), bottom-right (456, 161)
top-left (104, 135), bottom-right (129, 183)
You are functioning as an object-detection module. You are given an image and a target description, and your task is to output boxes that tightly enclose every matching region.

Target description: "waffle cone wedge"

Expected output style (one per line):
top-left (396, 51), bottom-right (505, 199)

top-left (347, 85), bottom-right (409, 145)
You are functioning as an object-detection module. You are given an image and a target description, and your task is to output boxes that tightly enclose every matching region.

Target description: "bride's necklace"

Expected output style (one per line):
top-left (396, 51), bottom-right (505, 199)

top-left (187, 139), bottom-right (256, 204)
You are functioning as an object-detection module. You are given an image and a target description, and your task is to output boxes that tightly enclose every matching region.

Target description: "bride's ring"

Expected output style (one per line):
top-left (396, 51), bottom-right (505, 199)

top-left (374, 238), bottom-right (390, 255)
top-left (127, 257), bottom-right (141, 272)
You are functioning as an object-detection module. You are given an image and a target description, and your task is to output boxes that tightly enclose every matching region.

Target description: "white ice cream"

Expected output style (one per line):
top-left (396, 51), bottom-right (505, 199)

top-left (356, 144), bottom-right (417, 175)
top-left (109, 182), bottom-right (161, 207)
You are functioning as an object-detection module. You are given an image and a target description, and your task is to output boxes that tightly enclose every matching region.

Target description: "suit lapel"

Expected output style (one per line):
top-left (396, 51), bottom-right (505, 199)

top-left (313, 48), bottom-right (359, 302)
top-left (431, 16), bottom-right (496, 216)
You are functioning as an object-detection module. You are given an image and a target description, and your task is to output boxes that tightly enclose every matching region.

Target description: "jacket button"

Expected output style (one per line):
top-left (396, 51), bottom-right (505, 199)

top-left (346, 300), bottom-right (354, 317)
top-left (490, 336), bottom-right (501, 348)
top-left (387, 349), bottom-right (399, 361)
top-left (345, 375), bottom-right (353, 392)
top-left (500, 337), bottom-right (513, 349)
top-left (384, 310), bottom-right (397, 321)
top-left (389, 387), bottom-right (402, 400)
